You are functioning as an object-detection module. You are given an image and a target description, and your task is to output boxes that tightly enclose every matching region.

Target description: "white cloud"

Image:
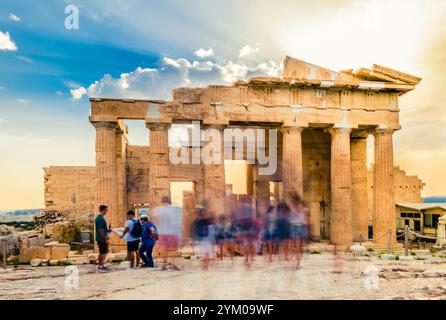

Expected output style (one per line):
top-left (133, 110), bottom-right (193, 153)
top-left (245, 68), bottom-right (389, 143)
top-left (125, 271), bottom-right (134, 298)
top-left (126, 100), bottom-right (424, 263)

top-left (239, 45), bottom-right (260, 57)
top-left (0, 118), bottom-right (6, 124)
top-left (0, 31), bottom-right (17, 51)
top-left (194, 47), bottom-right (214, 58)
top-left (70, 87), bottom-right (87, 100)
top-left (17, 99), bottom-right (29, 104)
top-left (56, 91), bottom-right (63, 96)
top-left (71, 46), bottom-right (282, 100)
top-left (8, 14), bottom-right (21, 22)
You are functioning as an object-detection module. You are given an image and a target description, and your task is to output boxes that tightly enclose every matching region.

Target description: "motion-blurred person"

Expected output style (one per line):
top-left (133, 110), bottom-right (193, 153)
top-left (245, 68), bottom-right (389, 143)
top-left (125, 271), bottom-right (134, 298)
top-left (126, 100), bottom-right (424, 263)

top-left (214, 213), bottom-right (236, 261)
top-left (262, 205), bottom-right (277, 263)
top-left (275, 202), bottom-right (292, 261)
top-left (232, 196), bottom-right (257, 268)
top-left (139, 215), bottom-right (158, 268)
top-left (191, 207), bottom-right (215, 269)
top-left (288, 192), bottom-right (309, 269)
top-left (151, 196), bottom-right (182, 270)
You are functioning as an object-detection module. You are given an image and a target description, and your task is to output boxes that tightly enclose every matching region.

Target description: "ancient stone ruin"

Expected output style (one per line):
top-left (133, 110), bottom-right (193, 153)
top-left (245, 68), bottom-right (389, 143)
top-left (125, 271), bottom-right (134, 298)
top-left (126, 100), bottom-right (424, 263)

top-left (43, 56), bottom-right (422, 248)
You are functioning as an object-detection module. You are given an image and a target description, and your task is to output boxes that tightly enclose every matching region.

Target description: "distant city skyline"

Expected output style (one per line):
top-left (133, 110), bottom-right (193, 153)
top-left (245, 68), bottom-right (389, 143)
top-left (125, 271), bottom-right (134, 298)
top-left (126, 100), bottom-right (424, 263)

top-left (1, 0), bottom-right (446, 209)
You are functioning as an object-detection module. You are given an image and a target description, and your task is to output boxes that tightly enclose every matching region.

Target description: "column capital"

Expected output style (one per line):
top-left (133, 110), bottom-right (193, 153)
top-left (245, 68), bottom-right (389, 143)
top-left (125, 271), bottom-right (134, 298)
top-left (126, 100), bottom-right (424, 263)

top-left (91, 121), bottom-right (118, 130)
top-left (326, 125), bottom-right (353, 136)
top-left (281, 122), bottom-right (307, 134)
top-left (373, 125), bottom-right (400, 136)
top-left (146, 122), bottom-right (171, 131)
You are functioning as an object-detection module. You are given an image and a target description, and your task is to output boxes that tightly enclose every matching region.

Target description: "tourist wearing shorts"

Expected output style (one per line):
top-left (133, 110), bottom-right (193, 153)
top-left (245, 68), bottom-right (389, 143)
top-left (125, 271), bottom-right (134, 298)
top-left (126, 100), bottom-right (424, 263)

top-left (95, 205), bottom-right (110, 271)
top-left (122, 210), bottom-right (141, 268)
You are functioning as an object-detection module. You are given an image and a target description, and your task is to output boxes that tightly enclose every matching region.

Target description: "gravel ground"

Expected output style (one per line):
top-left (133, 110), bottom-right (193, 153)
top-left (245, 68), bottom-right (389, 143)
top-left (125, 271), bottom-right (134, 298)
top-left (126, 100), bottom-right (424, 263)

top-left (1, 253), bottom-right (446, 300)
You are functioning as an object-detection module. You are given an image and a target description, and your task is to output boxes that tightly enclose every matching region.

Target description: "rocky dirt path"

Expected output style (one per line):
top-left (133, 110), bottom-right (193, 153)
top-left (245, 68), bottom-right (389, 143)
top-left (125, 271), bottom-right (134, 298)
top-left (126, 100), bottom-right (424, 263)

top-left (1, 253), bottom-right (446, 300)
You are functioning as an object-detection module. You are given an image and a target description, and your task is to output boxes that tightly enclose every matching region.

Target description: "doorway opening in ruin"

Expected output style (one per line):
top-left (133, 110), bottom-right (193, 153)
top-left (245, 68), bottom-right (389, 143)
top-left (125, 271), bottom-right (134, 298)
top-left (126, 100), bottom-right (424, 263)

top-left (170, 181), bottom-right (196, 244)
top-left (225, 160), bottom-right (252, 196)
top-left (170, 181), bottom-right (195, 207)
top-left (269, 181), bottom-right (282, 205)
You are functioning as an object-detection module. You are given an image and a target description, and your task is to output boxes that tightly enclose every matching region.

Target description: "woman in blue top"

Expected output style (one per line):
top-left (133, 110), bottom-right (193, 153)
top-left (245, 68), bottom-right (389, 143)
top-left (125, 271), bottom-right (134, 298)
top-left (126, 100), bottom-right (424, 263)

top-left (139, 215), bottom-right (158, 268)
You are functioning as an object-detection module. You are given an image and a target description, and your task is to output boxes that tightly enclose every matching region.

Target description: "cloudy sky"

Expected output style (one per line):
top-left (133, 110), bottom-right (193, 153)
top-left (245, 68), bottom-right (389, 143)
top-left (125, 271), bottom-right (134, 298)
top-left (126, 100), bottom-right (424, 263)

top-left (0, 0), bottom-right (445, 209)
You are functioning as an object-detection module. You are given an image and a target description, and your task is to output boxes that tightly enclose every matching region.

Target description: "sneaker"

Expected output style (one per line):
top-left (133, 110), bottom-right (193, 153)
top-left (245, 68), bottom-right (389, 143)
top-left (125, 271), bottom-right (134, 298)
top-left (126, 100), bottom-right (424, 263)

top-left (171, 265), bottom-right (181, 271)
top-left (97, 265), bottom-right (110, 272)
top-left (161, 264), bottom-right (169, 271)
top-left (96, 266), bottom-right (106, 272)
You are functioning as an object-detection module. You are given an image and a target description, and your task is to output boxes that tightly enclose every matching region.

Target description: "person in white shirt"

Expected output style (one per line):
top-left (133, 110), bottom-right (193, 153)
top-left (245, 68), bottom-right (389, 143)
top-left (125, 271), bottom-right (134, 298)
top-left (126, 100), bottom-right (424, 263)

top-left (121, 210), bottom-right (141, 268)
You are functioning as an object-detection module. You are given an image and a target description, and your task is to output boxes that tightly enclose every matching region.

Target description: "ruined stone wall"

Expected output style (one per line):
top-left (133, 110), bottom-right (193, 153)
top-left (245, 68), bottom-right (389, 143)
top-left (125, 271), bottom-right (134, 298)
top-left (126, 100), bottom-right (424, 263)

top-left (393, 167), bottom-right (425, 203)
top-left (302, 129), bottom-right (331, 240)
top-left (43, 166), bottom-right (96, 226)
top-left (367, 166), bottom-right (425, 222)
top-left (126, 145), bottom-right (151, 206)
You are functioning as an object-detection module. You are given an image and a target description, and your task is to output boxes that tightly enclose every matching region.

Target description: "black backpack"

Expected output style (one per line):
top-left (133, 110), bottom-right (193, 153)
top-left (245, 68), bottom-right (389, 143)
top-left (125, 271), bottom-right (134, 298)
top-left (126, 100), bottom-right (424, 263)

top-left (130, 219), bottom-right (143, 238)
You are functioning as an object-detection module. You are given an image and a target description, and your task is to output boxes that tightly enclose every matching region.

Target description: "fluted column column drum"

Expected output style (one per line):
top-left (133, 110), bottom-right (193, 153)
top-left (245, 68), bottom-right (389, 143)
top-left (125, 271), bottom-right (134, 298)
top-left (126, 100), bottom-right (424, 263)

top-left (351, 135), bottom-right (369, 242)
top-left (281, 125), bottom-right (304, 199)
top-left (203, 124), bottom-right (226, 215)
top-left (93, 121), bottom-right (119, 243)
top-left (147, 122), bottom-right (171, 208)
top-left (328, 126), bottom-right (353, 245)
top-left (373, 126), bottom-right (396, 244)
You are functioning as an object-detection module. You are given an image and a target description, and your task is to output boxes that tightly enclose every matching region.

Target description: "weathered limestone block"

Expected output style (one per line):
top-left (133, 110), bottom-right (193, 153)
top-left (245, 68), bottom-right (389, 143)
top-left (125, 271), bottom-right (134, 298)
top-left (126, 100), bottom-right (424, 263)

top-left (30, 259), bottom-right (43, 267)
top-left (49, 259), bottom-right (60, 266)
top-left (19, 246), bottom-right (51, 263)
top-left (67, 256), bottom-right (89, 265)
top-left (45, 242), bottom-right (70, 260)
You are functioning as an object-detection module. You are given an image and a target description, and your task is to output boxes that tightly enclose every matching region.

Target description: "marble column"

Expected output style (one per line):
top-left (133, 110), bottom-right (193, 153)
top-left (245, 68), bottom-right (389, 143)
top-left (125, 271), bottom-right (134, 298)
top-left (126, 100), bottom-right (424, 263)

top-left (350, 135), bottom-right (369, 242)
top-left (203, 124), bottom-right (226, 215)
top-left (93, 121), bottom-right (119, 230)
top-left (281, 125), bottom-right (304, 199)
top-left (115, 122), bottom-right (128, 228)
top-left (328, 126), bottom-right (353, 245)
top-left (147, 122), bottom-right (171, 208)
top-left (373, 126), bottom-right (396, 244)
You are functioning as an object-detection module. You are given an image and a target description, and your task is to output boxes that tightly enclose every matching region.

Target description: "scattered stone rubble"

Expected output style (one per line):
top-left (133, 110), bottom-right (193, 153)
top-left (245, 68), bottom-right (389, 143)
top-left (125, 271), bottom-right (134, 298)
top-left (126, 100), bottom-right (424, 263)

top-left (34, 210), bottom-right (70, 230)
top-left (34, 210), bottom-right (77, 243)
top-left (0, 224), bottom-right (15, 236)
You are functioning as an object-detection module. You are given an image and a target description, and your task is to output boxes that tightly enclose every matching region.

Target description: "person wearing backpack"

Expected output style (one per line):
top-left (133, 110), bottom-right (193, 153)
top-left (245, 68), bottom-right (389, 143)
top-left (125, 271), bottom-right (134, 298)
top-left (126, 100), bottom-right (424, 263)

top-left (122, 210), bottom-right (142, 268)
top-left (139, 215), bottom-right (158, 268)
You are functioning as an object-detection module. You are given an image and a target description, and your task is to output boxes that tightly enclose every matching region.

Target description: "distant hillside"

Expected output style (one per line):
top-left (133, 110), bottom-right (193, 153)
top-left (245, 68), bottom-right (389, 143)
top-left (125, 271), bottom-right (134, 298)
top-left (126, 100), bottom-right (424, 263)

top-left (424, 196), bottom-right (446, 203)
top-left (0, 209), bottom-right (42, 222)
